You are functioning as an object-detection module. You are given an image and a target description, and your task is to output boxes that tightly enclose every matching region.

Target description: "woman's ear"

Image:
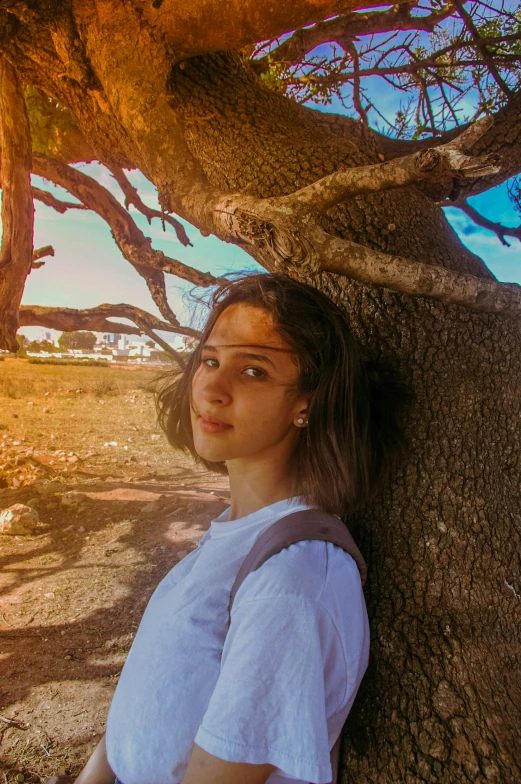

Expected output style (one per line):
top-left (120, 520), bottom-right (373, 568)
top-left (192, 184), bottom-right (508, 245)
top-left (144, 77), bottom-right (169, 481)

top-left (294, 392), bottom-right (313, 422)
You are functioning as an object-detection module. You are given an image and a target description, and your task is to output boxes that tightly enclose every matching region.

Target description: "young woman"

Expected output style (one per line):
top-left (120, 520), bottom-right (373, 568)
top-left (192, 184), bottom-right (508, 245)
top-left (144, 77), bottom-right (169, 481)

top-left (69, 272), bottom-right (407, 784)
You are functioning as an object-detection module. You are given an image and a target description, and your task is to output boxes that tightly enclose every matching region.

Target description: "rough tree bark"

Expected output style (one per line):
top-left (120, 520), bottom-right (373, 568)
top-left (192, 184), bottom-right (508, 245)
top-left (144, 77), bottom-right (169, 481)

top-left (0, 56), bottom-right (33, 352)
top-left (163, 52), bottom-right (521, 784)
top-left (0, 3), bottom-right (520, 782)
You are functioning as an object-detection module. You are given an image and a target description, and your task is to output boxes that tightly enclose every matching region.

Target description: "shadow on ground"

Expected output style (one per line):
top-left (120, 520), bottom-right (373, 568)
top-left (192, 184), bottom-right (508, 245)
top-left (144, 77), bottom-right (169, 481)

top-left (0, 470), bottom-right (230, 782)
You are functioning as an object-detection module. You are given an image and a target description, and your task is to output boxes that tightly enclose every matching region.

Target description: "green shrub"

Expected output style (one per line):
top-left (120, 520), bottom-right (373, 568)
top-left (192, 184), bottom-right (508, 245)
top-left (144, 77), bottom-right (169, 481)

top-left (27, 357), bottom-right (110, 366)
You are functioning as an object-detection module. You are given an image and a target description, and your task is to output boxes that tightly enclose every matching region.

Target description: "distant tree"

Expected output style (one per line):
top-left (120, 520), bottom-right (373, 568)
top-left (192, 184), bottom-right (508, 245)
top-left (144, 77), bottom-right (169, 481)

top-left (145, 340), bottom-right (156, 348)
top-left (16, 333), bottom-right (28, 356)
top-left (58, 331), bottom-right (97, 351)
top-left (27, 339), bottom-right (56, 352)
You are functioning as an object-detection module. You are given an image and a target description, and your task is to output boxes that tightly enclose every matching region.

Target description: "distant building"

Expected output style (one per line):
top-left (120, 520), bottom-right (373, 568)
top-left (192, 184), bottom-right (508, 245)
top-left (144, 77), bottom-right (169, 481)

top-left (103, 333), bottom-right (122, 345)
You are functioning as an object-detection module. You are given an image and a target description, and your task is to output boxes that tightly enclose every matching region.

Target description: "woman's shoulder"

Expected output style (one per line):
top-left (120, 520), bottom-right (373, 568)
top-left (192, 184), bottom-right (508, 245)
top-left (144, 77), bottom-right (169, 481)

top-left (235, 538), bottom-right (362, 610)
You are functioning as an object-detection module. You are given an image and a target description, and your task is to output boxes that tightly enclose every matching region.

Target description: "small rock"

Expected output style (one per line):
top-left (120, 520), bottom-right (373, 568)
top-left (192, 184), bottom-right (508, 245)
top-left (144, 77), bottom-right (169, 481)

top-left (61, 492), bottom-right (87, 507)
top-left (78, 525), bottom-right (85, 532)
top-left (140, 501), bottom-right (160, 514)
top-left (193, 513), bottom-right (210, 524)
top-left (44, 592), bottom-right (55, 599)
top-left (0, 504), bottom-right (39, 535)
top-left (67, 455), bottom-right (79, 463)
top-left (104, 441), bottom-right (118, 447)
top-left (176, 550), bottom-right (188, 559)
top-left (27, 401), bottom-right (34, 406)
top-left (151, 434), bottom-right (160, 442)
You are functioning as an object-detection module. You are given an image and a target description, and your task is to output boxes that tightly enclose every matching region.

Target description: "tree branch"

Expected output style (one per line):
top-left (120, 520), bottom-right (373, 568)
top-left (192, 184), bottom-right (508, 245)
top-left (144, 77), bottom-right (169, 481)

top-left (32, 244), bottom-right (54, 269)
top-left (135, 0), bottom-right (411, 60)
top-left (32, 245), bottom-right (54, 262)
top-left (451, 0), bottom-right (513, 98)
top-left (19, 302), bottom-right (200, 365)
top-left (320, 233), bottom-right (521, 316)
top-left (31, 185), bottom-right (87, 214)
top-left (18, 303), bottom-right (200, 337)
top-left (134, 322), bottom-right (188, 367)
top-left (450, 198), bottom-right (521, 246)
top-left (0, 58), bottom-right (33, 352)
top-left (213, 201), bottom-right (521, 317)
top-left (106, 165), bottom-right (193, 248)
top-left (290, 52), bottom-right (521, 88)
top-left (267, 118), bottom-right (499, 212)
top-left (252, 4), bottom-right (453, 72)
top-left (31, 155), bottom-right (218, 325)
top-left (447, 91), bottom-right (521, 198)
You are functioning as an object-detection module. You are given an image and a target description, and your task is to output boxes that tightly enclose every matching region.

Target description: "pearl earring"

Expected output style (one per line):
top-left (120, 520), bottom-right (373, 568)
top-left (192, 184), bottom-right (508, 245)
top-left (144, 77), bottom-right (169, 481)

top-left (296, 417), bottom-right (306, 425)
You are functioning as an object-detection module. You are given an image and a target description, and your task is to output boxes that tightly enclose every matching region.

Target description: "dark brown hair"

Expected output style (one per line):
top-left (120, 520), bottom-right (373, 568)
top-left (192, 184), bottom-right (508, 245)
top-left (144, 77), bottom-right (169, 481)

top-left (155, 271), bottom-right (411, 518)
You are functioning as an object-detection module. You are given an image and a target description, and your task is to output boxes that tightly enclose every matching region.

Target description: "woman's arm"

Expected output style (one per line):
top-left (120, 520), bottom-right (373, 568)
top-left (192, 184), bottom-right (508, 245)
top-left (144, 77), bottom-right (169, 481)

top-left (74, 734), bottom-right (115, 784)
top-left (181, 742), bottom-right (275, 784)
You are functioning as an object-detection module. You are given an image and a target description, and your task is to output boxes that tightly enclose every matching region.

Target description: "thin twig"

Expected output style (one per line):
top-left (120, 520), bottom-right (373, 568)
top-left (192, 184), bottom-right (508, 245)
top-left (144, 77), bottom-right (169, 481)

top-left (0, 715), bottom-right (28, 729)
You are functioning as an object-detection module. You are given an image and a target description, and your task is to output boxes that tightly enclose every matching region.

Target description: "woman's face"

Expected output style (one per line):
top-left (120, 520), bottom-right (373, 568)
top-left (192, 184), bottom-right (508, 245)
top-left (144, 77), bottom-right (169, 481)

top-left (190, 303), bottom-right (310, 466)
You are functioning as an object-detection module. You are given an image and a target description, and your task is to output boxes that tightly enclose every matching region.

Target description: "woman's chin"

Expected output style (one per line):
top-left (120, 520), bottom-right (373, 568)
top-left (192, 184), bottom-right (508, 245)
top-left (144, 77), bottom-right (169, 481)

top-left (193, 442), bottom-right (231, 463)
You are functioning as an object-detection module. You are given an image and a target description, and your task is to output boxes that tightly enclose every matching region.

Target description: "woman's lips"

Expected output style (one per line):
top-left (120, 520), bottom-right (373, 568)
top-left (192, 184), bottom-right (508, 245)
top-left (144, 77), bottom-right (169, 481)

top-left (199, 418), bottom-right (233, 434)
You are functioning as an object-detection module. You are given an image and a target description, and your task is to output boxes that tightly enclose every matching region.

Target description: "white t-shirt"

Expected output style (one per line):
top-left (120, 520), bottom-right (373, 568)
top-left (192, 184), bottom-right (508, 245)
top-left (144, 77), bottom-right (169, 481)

top-left (106, 496), bottom-right (369, 784)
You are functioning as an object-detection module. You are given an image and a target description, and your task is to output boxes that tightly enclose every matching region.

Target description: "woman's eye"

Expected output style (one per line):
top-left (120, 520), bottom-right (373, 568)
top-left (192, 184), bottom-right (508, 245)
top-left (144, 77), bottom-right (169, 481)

top-left (200, 358), bottom-right (265, 379)
top-left (243, 367), bottom-right (265, 378)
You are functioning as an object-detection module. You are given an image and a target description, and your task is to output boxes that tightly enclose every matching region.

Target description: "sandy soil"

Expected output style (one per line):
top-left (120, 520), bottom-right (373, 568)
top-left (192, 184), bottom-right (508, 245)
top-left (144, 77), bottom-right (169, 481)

top-left (0, 359), bottom-right (230, 782)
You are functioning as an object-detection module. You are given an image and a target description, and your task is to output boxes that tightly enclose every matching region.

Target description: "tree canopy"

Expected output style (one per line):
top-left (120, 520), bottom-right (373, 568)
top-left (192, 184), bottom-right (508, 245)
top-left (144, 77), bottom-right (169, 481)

top-left (2, 3), bottom-right (521, 781)
top-left (57, 331), bottom-right (97, 351)
top-left (0, 0), bottom-right (520, 353)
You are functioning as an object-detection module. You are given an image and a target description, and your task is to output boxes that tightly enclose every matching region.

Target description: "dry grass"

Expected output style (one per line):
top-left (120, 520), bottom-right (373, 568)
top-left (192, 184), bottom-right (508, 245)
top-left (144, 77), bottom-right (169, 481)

top-left (0, 358), bottom-right (192, 488)
top-left (0, 357), bottom-right (166, 399)
top-left (0, 358), bottom-right (228, 783)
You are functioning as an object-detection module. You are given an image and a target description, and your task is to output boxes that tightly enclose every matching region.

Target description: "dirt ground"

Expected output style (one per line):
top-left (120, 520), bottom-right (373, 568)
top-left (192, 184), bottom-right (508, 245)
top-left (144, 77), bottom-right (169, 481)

top-left (0, 358), bottom-right (230, 782)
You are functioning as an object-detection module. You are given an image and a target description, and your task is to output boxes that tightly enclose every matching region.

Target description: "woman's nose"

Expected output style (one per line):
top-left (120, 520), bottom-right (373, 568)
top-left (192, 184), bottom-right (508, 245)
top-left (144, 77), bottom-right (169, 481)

top-left (198, 368), bottom-right (232, 405)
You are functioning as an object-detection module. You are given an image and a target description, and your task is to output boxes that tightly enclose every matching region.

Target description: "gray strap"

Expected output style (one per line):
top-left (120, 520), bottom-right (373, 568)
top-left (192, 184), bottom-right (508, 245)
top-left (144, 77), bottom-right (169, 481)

top-left (228, 509), bottom-right (367, 625)
top-left (226, 508), bottom-right (365, 784)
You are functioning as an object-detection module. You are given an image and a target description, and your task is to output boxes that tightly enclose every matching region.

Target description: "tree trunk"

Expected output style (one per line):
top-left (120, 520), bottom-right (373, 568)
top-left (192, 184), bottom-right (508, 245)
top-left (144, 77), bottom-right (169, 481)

top-left (4, 17), bottom-right (521, 774)
top-left (165, 52), bottom-right (521, 782)
top-left (0, 57), bottom-right (34, 351)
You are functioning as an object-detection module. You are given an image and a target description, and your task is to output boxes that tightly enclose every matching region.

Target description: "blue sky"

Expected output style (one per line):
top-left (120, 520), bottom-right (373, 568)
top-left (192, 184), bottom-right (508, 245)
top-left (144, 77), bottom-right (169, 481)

top-left (19, 165), bottom-right (521, 346)
top-left (12, 26), bottom-right (521, 346)
top-left (5, 2), bottom-right (519, 346)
